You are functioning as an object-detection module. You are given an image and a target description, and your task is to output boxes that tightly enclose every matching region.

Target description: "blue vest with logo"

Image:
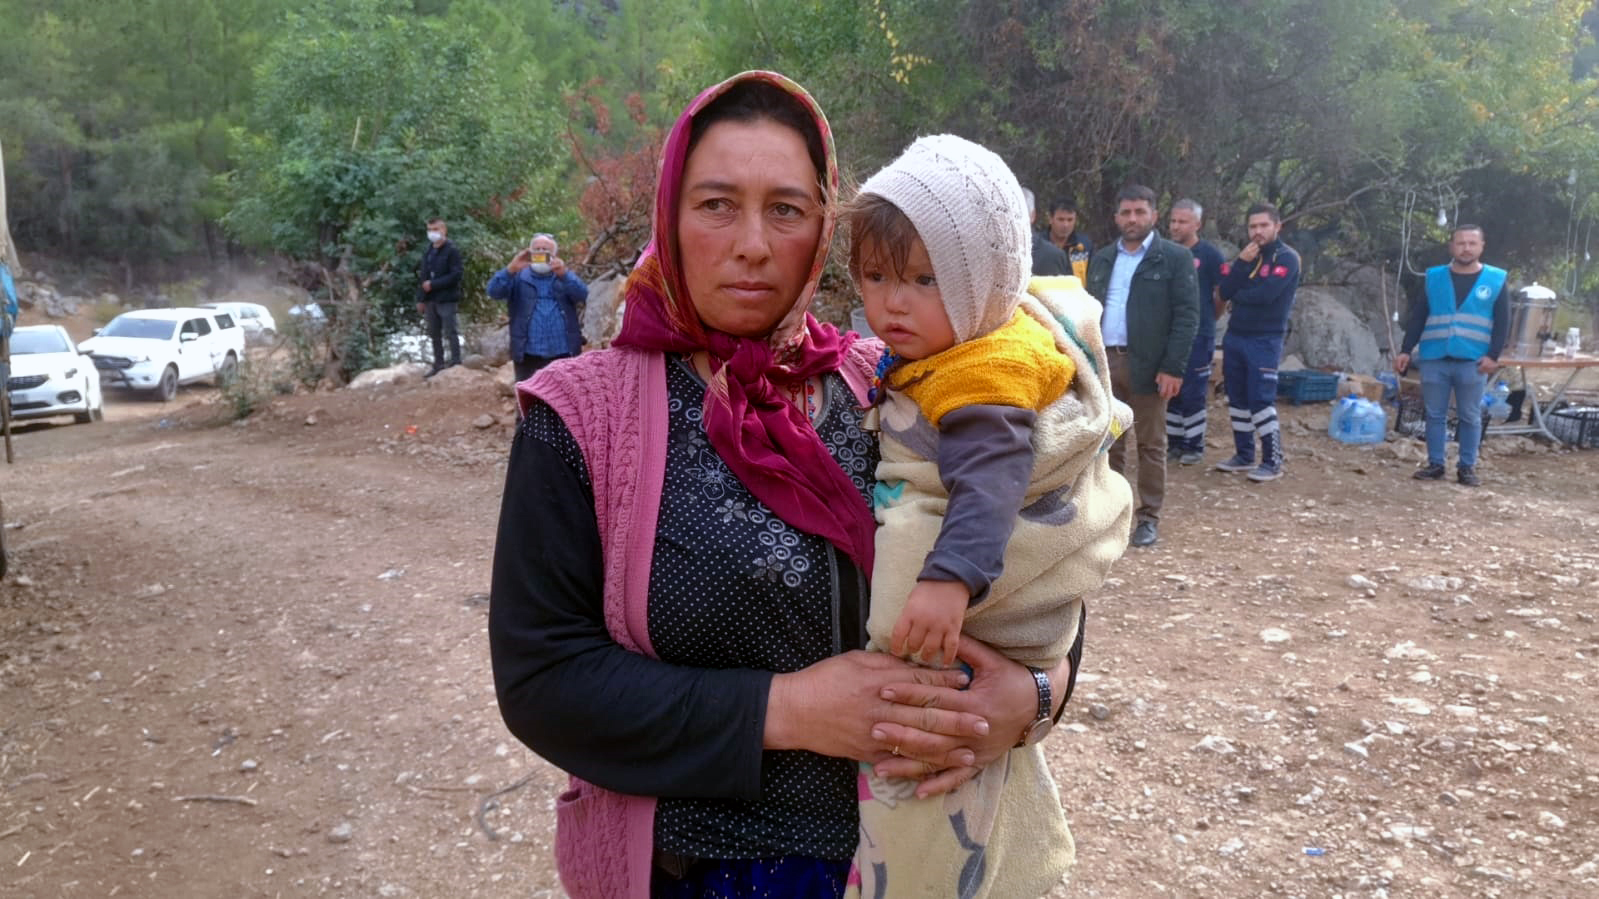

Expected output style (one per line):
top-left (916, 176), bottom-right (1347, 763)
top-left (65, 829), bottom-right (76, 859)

top-left (1419, 264), bottom-right (1504, 361)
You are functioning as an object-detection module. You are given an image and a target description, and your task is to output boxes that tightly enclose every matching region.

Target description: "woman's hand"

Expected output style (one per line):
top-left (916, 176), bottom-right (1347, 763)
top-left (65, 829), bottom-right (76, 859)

top-left (870, 637), bottom-right (1070, 798)
top-left (765, 651), bottom-right (982, 767)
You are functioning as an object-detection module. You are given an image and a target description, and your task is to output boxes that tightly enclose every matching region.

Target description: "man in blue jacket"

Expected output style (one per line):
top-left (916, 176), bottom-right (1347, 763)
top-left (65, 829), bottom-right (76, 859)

top-left (1393, 225), bottom-right (1508, 487)
top-left (1216, 203), bottom-right (1300, 482)
top-left (487, 233), bottom-right (588, 382)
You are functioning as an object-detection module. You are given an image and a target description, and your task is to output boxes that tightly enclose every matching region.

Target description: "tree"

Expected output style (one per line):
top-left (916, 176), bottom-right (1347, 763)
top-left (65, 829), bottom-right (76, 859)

top-left (223, 0), bottom-right (573, 379)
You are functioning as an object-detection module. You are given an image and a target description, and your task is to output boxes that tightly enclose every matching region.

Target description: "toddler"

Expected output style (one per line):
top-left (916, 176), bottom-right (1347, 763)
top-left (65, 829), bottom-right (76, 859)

top-left (845, 134), bottom-right (1133, 898)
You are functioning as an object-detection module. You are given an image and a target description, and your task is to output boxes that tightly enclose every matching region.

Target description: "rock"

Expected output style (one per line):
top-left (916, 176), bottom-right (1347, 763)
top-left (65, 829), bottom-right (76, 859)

top-left (460, 353), bottom-right (494, 371)
top-left (1539, 811), bottom-right (1567, 831)
top-left (1284, 287), bottom-right (1382, 375)
top-left (581, 272), bottom-right (626, 347)
top-left (348, 363), bottom-right (431, 390)
top-left (427, 364), bottom-right (495, 389)
top-left (1346, 574), bottom-right (1378, 590)
top-left (1384, 641), bottom-right (1436, 661)
top-left (1573, 857), bottom-right (1599, 878)
top-left (1344, 740), bottom-right (1371, 759)
top-left (1386, 697), bottom-right (1433, 715)
top-left (474, 329), bottom-right (511, 366)
top-left (1259, 627), bottom-right (1292, 645)
top-left (304, 408), bottom-right (324, 426)
top-left (1296, 786), bottom-right (1324, 805)
top-left (1089, 703), bottom-right (1110, 721)
top-left (1193, 735), bottom-right (1237, 755)
top-left (473, 414), bottom-right (497, 429)
top-left (240, 759), bottom-right (259, 773)
top-left (327, 822), bottom-right (354, 844)
top-left (1406, 575), bottom-right (1463, 592)
top-left (1444, 705), bottom-right (1478, 718)
top-left (1470, 866), bottom-right (1515, 883)
top-left (1440, 791), bottom-right (1460, 806)
top-left (1218, 837), bottom-right (1246, 857)
top-left (377, 567), bottom-right (405, 581)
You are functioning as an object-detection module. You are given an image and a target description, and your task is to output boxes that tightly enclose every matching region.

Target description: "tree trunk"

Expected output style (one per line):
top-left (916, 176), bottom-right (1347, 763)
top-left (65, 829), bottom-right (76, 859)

top-left (0, 136), bottom-right (20, 273)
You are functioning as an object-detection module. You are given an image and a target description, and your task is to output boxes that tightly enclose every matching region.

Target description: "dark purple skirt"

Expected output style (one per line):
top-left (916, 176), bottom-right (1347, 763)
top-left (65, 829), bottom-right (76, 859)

top-left (650, 856), bottom-right (850, 898)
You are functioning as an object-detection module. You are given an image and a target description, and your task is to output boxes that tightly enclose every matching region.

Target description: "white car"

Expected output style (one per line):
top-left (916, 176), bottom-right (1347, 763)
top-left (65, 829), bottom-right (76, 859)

top-left (201, 301), bottom-right (277, 344)
top-left (78, 307), bottom-right (246, 402)
top-left (5, 324), bottom-right (104, 424)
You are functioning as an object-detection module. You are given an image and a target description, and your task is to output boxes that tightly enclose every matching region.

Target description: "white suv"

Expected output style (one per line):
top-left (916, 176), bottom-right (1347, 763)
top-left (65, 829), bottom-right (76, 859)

top-left (79, 307), bottom-right (246, 401)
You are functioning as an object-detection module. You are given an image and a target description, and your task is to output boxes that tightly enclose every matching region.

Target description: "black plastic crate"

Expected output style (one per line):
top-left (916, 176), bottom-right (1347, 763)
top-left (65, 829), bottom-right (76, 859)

top-left (1548, 405), bottom-right (1599, 448)
top-left (1276, 370), bottom-right (1340, 405)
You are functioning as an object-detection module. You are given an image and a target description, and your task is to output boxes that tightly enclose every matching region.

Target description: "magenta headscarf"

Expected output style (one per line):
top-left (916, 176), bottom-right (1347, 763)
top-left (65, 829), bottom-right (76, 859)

top-left (612, 71), bottom-right (875, 575)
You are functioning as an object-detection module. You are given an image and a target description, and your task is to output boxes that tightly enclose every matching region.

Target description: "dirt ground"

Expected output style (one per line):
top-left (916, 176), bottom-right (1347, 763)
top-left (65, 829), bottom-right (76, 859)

top-left (3, 361), bottom-right (1598, 898)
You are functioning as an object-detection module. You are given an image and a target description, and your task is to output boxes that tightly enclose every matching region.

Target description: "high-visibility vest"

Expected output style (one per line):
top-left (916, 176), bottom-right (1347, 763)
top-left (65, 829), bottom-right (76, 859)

top-left (1418, 264), bottom-right (1504, 361)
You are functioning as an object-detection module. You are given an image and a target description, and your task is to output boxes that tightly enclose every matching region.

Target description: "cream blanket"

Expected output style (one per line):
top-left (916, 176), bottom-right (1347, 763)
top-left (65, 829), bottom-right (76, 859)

top-left (850, 276), bottom-right (1133, 899)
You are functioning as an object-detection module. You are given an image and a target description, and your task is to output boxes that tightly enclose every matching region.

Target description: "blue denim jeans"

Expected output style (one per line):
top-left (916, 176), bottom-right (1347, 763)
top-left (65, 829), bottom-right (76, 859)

top-left (1420, 357), bottom-right (1486, 467)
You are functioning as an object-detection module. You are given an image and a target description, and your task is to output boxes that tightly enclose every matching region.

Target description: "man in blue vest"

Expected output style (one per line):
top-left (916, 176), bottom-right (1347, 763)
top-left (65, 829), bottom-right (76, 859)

top-left (1393, 225), bottom-right (1509, 487)
top-left (1164, 199), bottom-right (1227, 465)
top-left (487, 233), bottom-right (589, 382)
top-left (1215, 203), bottom-right (1300, 482)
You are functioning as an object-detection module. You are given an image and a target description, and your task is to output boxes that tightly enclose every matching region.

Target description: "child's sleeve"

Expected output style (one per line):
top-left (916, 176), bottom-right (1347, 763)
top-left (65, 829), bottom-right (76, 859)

top-left (918, 404), bottom-right (1037, 604)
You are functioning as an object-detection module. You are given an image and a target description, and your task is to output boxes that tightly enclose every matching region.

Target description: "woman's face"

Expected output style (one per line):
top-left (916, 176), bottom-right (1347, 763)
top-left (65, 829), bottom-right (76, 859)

top-left (677, 118), bottom-right (824, 338)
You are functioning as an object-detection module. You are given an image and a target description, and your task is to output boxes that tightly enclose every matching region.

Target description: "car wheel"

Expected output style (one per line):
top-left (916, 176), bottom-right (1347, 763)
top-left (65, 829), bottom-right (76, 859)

top-left (156, 365), bottom-right (179, 402)
top-left (261, 328), bottom-right (276, 342)
top-left (216, 352), bottom-right (239, 387)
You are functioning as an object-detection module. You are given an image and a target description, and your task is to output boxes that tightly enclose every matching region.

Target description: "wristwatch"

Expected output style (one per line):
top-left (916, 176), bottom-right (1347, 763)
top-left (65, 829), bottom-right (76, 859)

top-left (1016, 666), bottom-right (1054, 747)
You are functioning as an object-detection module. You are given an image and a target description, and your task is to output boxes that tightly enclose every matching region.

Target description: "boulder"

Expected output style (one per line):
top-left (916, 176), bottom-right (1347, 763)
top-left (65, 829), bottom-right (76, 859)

top-left (347, 362), bottom-right (430, 389)
top-left (426, 363), bottom-right (495, 390)
top-left (1285, 287), bottom-right (1382, 376)
top-left (582, 272), bottom-right (625, 347)
top-left (473, 328), bottom-right (511, 366)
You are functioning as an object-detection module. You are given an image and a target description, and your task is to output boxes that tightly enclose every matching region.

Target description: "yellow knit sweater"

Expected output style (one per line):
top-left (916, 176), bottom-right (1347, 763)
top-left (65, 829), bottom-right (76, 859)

top-left (888, 309), bottom-right (1074, 428)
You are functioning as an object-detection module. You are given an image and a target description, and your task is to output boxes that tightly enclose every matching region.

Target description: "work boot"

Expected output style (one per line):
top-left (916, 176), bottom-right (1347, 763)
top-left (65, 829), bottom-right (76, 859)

top-left (1179, 451), bottom-right (1205, 466)
top-left (1457, 464), bottom-right (1481, 487)
top-left (1215, 454), bottom-right (1254, 472)
top-left (1412, 463), bottom-right (1446, 480)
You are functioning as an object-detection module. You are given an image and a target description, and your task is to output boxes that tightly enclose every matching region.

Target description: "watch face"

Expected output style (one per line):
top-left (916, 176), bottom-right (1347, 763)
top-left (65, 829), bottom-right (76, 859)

top-left (1022, 718), bottom-right (1054, 746)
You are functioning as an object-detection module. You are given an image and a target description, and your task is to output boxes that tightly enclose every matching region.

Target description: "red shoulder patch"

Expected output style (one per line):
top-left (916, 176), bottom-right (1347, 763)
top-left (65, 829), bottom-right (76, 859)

top-left (1194, 258), bottom-right (1202, 269)
top-left (1220, 263), bottom-right (1231, 276)
top-left (1273, 265), bottom-right (1290, 277)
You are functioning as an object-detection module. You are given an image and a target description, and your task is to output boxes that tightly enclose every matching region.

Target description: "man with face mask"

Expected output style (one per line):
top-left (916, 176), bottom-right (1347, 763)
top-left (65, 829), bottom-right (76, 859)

top-left (486, 233), bottom-right (589, 382)
top-left (417, 218), bottom-right (465, 375)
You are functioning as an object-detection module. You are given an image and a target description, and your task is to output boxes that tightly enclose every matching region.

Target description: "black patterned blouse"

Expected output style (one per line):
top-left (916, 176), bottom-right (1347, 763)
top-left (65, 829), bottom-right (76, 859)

top-left (488, 353), bottom-right (877, 863)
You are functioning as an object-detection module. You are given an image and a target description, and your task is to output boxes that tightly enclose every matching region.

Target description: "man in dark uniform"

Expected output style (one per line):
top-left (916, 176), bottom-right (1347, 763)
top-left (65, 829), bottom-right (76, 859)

top-left (416, 217), bottom-right (465, 375)
top-left (1164, 199), bottom-right (1227, 465)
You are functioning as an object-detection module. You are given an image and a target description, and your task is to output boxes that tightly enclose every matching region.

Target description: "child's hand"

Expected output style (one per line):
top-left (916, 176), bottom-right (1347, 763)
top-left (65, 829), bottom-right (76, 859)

top-left (890, 580), bottom-right (970, 668)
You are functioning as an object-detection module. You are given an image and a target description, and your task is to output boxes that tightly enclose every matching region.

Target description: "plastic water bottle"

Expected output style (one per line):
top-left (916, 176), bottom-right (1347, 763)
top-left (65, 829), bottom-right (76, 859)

top-left (1331, 395), bottom-right (1386, 444)
top-left (1352, 397), bottom-right (1387, 443)
top-left (1376, 371), bottom-right (1399, 403)
top-left (1485, 380), bottom-right (1511, 423)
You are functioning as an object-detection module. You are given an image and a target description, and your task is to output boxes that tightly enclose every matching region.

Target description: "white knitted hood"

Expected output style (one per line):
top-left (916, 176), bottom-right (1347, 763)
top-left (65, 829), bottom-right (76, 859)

top-left (857, 134), bottom-right (1030, 343)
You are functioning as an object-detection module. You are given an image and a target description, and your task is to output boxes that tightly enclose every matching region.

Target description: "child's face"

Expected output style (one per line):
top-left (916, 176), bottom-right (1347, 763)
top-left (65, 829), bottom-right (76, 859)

top-left (859, 235), bottom-right (955, 360)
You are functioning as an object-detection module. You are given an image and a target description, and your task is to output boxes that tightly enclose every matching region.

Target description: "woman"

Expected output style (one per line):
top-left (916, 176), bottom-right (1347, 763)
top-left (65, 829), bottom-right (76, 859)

top-left (489, 71), bottom-right (1077, 898)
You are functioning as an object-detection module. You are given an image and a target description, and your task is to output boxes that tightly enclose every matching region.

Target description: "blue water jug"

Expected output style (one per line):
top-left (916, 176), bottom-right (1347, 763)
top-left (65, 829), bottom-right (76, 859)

top-left (1330, 394), bottom-right (1386, 444)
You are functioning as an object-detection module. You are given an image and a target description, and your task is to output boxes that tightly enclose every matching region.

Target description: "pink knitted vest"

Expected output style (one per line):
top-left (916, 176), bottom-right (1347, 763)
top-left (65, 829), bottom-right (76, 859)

top-left (520, 341), bottom-right (880, 898)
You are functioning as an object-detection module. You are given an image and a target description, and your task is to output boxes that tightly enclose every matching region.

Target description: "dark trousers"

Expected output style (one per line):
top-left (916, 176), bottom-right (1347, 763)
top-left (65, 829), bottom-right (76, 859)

top-left (513, 353), bottom-right (566, 383)
top-left (1166, 334), bottom-right (1214, 454)
top-left (425, 301), bottom-right (461, 367)
top-left (1106, 349), bottom-right (1169, 524)
top-left (1222, 332), bottom-right (1285, 467)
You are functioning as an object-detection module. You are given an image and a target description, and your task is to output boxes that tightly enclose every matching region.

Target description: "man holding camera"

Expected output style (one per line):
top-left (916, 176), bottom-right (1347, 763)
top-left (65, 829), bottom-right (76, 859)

top-left (487, 233), bottom-right (589, 382)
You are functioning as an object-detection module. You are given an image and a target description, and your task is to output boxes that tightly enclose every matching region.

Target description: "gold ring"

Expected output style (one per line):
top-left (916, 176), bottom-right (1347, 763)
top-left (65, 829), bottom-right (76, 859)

top-left (891, 745), bottom-right (901, 756)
